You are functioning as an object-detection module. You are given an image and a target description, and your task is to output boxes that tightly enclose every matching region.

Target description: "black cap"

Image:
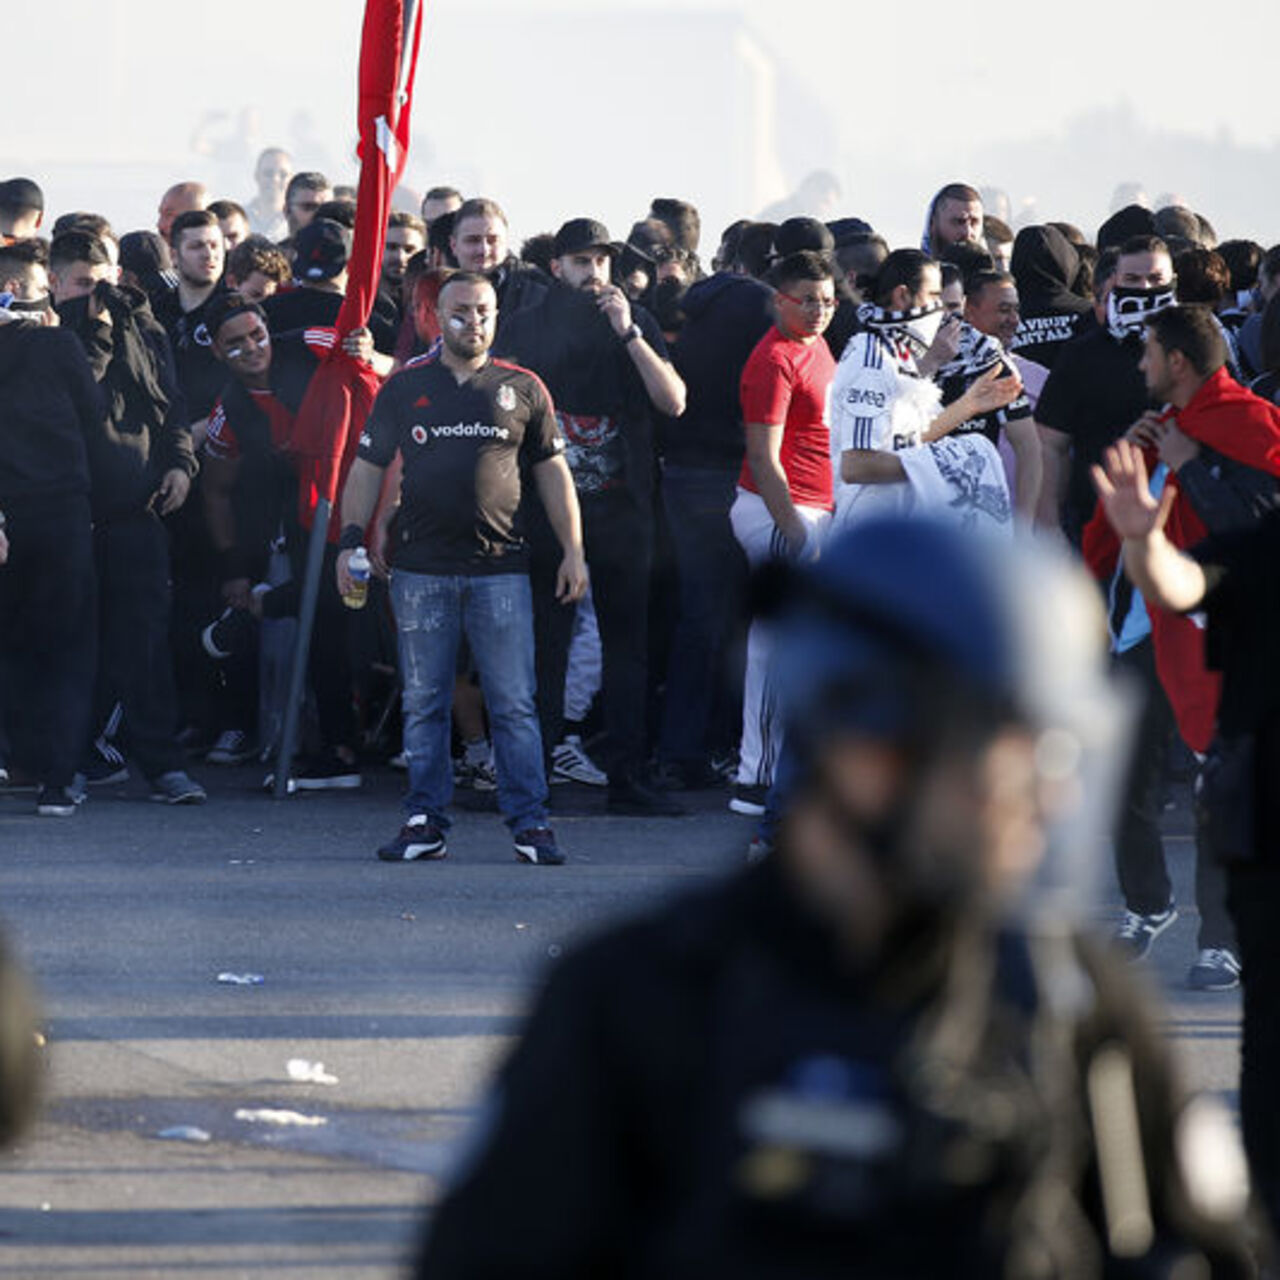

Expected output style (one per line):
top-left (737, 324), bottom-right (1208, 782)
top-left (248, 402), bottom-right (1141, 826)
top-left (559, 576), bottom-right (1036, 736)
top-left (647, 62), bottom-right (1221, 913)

top-left (293, 217), bottom-right (351, 280)
top-left (0, 177), bottom-right (44, 213)
top-left (552, 218), bottom-right (617, 259)
top-left (772, 216), bottom-right (834, 259)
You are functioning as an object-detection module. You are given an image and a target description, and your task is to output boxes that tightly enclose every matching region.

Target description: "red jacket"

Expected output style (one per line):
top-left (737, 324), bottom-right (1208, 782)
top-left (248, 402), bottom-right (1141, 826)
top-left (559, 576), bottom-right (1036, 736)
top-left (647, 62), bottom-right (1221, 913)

top-left (1082, 368), bottom-right (1280, 751)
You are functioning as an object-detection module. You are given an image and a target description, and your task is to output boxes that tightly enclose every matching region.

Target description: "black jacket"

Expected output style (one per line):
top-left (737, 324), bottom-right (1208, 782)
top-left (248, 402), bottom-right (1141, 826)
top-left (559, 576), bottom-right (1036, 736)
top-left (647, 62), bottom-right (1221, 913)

top-left (663, 272), bottom-right (774, 471)
top-left (58, 283), bottom-right (196, 523)
top-left (420, 857), bottom-right (1253, 1279)
top-left (0, 321), bottom-right (105, 509)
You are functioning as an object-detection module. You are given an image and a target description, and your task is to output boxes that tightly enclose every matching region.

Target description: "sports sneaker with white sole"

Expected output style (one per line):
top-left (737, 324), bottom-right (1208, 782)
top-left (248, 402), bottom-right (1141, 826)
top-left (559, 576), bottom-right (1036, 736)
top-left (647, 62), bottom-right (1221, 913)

top-left (552, 735), bottom-right (607, 787)
top-left (377, 818), bottom-right (447, 862)
top-left (1187, 947), bottom-right (1241, 991)
top-left (513, 827), bottom-right (566, 865)
top-left (150, 771), bottom-right (208, 805)
top-left (36, 786), bottom-right (78, 817)
top-left (1113, 904), bottom-right (1178, 961)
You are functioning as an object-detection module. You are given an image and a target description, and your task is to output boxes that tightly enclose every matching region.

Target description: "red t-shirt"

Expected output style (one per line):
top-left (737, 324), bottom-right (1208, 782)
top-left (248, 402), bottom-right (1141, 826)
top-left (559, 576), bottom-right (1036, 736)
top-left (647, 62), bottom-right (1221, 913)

top-left (737, 326), bottom-right (834, 510)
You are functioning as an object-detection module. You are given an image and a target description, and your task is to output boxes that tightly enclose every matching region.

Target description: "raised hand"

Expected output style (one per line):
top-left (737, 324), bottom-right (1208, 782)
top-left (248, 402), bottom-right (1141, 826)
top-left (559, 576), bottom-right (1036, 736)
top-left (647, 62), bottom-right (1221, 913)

top-left (1091, 439), bottom-right (1176, 542)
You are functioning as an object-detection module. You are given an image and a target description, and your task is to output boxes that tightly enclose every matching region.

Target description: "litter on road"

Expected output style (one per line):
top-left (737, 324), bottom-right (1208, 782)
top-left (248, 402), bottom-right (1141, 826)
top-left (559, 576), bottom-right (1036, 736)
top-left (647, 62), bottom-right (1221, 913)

top-left (286, 1059), bottom-right (339, 1085)
top-left (235, 1108), bottom-right (328, 1128)
top-left (157, 1125), bottom-right (212, 1143)
top-left (216, 972), bottom-right (265, 986)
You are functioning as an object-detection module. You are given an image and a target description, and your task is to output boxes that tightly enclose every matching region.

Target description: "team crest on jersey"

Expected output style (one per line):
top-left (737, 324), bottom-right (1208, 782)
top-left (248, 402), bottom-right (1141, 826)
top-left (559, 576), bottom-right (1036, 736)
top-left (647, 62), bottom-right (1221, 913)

top-left (411, 425), bottom-right (428, 445)
top-left (496, 384), bottom-right (516, 412)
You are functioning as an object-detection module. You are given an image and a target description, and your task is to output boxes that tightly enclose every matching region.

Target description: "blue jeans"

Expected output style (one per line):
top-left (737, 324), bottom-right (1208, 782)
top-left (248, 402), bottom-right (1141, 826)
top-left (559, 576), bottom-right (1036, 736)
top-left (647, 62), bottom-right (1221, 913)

top-left (391, 570), bottom-right (549, 833)
top-left (658, 465), bottom-right (746, 765)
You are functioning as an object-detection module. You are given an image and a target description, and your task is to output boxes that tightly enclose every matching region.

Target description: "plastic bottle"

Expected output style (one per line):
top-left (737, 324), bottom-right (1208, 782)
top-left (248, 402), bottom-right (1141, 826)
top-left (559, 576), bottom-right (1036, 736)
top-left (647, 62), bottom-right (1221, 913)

top-left (343, 546), bottom-right (371, 610)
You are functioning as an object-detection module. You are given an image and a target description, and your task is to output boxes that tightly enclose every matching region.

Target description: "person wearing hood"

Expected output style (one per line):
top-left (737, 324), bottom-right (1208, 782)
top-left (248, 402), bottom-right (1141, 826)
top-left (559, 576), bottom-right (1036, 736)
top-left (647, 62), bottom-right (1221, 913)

top-left (920, 182), bottom-right (983, 257)
top-left (0, 238), bottom-right (107, 816)
top-left (1008, 225), bottom-right (1094, 374)
top-left (655, 236), bottom-right (774, 788)
top-left (1035, 234), bottom-right (1176, 542)
top-left (50, 231), bottom-right (205, 807)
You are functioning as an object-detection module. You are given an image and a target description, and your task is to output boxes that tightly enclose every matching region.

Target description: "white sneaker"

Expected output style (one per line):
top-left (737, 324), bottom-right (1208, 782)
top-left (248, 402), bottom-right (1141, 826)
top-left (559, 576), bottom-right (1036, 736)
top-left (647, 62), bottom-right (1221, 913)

top-left (552, 735), bottom-right (608, 787)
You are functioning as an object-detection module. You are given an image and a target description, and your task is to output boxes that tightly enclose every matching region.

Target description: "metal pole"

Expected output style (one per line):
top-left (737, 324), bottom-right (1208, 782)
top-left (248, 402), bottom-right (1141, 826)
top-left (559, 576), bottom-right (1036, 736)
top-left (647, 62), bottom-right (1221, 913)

top-left (273, 498), bottom-right (333, 799)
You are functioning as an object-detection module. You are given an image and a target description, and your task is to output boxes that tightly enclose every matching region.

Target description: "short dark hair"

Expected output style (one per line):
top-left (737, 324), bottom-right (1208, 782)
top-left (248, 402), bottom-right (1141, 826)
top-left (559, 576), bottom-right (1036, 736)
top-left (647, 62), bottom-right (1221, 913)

top-left (51, 211), bottom-right (116, 246)
top-left (453, 198), bottom-right (508, 230)
top-left (940, 262), bottom-right (962, 292)
top-left (1093, 247), bottom-right (1120, 302)
top-left (1216, 240), bottom-right (1263, 294)
top-left (768, 249), bottom-right (836, 293)
top-left (428, 211), bottom-right (457, 263)
top-left (170, 208), bottom-right (219, 249)
top-left (982, 215), bottom-right (1013, 245)
top-left (519, 233), bottom-right (555, 275)
top-left (1174, 249), bottom-right (1230, 306)
top-left (208, 199), bottom-right (247, 222)
top-left (869, 248), bottom-right (938, 307)
top-left (437, 270), bottom-right (496, 305)
top-left (935, 182), bottom-right (982, 207)
top-left (207, 292), bottom-right (268, 341)
top-left (1047, 220), bottom-right (1087, 247)
top-left (1146, 305), bottom-right (1228, 377)
top-left (388, 210), bottom-right (426, 238)
top-left (314, 199), bottom-right (356, 229)
top-left (966, 270), bottom-right (1016, 305)
top-left (0, 237), bottom-right (45, 279)
top-left (1118, 234), bottom-right (1171, 262)
top-left (286, 172), bottom-right (329, 204)
top-left (834, 231), bottom-right (889, 286)
top-left (1154, 206), bottom-right (1206, 247)
top-left (939, 240), bottom-right (995, 289)
top-left (733, 222), bottom-right (776, 279)
top-left (424, 185), bottom-right (463, 204)
top-left (649, 197), bottom-right (700, 252)
top-left (227, 235), bottom-right (291, 285)
top-left (49, 231), bottom-right (111, 272)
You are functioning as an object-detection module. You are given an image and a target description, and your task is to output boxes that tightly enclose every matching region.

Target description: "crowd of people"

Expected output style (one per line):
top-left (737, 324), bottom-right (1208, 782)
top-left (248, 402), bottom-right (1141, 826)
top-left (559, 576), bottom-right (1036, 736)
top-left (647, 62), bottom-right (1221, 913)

top-left (2, 161), bottom-right (1279, 905)
top-left (6, 148), bottom-right (1280, 1265)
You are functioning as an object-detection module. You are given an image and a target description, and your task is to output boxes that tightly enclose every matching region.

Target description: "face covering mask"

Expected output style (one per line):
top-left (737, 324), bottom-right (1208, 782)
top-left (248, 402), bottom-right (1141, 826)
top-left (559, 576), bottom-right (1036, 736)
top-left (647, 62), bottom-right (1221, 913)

top-left (1107, 282), bottom-right (1176, 339)
top-left (903, 306), bottom-right (944, 351)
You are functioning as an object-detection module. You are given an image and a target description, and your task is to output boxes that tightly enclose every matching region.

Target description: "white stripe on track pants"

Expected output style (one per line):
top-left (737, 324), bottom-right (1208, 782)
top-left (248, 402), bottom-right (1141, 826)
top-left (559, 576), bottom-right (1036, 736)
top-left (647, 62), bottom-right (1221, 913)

top-left (729, 488), bottom-right (831, 789)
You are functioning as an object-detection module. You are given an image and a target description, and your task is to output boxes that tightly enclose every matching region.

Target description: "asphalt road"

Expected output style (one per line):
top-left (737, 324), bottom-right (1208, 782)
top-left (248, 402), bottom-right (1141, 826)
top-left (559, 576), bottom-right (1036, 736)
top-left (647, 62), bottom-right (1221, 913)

top-left (0, 764), bottom-right (1240, 1278)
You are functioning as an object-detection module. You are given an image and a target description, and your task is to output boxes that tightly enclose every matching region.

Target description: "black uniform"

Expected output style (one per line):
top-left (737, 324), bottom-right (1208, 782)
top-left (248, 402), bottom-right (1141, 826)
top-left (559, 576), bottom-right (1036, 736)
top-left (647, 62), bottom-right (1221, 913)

top-left (495, 281), bottom-right (667, 781)
top-left (58, 283), bottom-right (198, 782)
top-left (0, 324), bottom-right (103, 789)
top-left (419, 857), bottom-right (1252, 1279)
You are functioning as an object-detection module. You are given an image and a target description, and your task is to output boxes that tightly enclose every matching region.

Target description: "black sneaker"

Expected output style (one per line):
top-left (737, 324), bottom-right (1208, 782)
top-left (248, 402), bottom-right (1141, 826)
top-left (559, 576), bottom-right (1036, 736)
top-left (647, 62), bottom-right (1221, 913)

top-left (1187, 948), bottom-right (1241, 991)
top-left (201, 607), bottom-right (258, 660)
top-left (728, 783), bottom-right (768, 817)
top-left (149, 771), bottom-right (207, 805)
top-left (293, 751), bottom-right (362, 792)
top-left (1113, 904), bottom-right (1178, 961)
top-left (607, 776), bottom-right (688, 817)
top-left (513, 827), bottom-right (566, 865)
top-left (653, 759), bottom-right (722, 791)
top-left (206, 729), bottom-right (255, 765)
top-left (36, 786), bottom-right (77, 817)
top-left (377, 818), bottom-right (446, 862)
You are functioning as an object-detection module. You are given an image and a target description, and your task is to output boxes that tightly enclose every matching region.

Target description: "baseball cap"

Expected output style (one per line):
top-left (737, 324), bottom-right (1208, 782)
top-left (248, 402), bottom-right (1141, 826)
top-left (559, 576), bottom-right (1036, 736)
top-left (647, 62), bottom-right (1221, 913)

top-left (0, 177), bottom-right (44, 213)
top-left (552, 218), bottom-right (618, 259)
top-left (292, 217), bottom-right (351, 281)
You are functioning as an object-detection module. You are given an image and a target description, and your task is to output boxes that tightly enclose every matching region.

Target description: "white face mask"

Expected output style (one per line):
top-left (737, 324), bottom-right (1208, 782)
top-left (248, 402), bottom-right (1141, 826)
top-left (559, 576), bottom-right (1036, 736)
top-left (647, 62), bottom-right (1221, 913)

top-left (903, 306), bottom-right (944, 350)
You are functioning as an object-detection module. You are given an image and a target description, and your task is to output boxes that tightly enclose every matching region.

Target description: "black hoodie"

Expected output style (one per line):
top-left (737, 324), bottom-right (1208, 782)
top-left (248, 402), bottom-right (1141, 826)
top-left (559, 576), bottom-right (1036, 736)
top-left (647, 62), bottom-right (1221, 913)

top-left (0, 322), bottom-right (106, 509)
top-left (58, 283), bottom-right (196, 523)
top-left (1008, 225), bottom-right (1092, 371)
top-left (662, 272), bottom-right (774, 470)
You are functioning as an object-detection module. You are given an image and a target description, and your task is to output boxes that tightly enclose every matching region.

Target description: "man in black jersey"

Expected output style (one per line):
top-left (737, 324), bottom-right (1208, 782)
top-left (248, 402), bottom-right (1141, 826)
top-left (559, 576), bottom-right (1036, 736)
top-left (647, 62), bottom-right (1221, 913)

top-left (336, 272), bottom-right (586, 865)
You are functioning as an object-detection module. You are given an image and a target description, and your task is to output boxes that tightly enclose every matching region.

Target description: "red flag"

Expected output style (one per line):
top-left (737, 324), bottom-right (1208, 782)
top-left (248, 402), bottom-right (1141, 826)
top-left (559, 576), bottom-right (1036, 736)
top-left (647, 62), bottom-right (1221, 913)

top-left (291, 0), bottom-right (424, 532)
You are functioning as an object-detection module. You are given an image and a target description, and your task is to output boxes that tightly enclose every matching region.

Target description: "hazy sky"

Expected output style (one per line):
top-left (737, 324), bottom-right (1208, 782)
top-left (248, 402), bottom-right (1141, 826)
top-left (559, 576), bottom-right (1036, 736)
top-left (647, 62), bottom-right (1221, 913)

top-left (6, 1), bottom-right (1280, 245)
